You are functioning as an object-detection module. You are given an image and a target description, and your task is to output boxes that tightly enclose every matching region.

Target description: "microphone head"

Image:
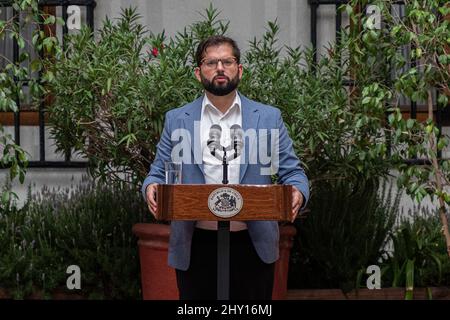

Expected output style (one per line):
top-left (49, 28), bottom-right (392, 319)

top-left (208, 124), bottom-right (222, 152)
top-left (230, 124), bottom-right (243, 139)
top-left (230, 124), bottom-right (241, 130)
top-left (230, 124), bottom-right (243, 157)
top-left (209, 124), bottom-right (222, 138)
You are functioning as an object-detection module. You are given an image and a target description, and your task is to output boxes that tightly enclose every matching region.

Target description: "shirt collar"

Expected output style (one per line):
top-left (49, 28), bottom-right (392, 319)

top-left (201, 91), bottom-right (241, 118)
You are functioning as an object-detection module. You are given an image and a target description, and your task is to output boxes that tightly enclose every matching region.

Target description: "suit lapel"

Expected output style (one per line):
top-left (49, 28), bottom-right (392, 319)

top-left (181, 96), bottom-right (205, 176)
top-left (240, 94), bottom-right (259, 183)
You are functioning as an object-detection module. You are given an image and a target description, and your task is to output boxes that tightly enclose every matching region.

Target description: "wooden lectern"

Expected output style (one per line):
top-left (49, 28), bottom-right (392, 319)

top-left (155, 184), bottom-right (293, 300)
top-left (156, 184), bottom-right (293, 221)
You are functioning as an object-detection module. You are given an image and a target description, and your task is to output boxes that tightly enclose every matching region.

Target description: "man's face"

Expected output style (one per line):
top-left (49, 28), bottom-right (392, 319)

top-left (195, 44), bottom-right (243, 96)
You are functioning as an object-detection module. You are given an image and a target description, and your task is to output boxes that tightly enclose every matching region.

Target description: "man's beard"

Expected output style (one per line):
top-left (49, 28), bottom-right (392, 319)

top-left (200, 72), bottom-right (240, 96)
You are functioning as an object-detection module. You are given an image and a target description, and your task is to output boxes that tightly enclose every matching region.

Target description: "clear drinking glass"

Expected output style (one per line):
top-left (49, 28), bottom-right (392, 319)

top-left (165, 162), bottom-right (182, 184)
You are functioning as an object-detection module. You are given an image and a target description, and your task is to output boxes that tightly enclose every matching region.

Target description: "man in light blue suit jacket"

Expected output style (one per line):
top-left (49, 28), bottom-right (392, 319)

top-left (142, 36), bottom-right (309, 300)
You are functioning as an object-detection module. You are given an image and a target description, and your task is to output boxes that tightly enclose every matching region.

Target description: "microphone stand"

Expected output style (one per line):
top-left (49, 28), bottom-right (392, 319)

top-left (217, 148), bottom-right (230, 300)
top-left (208, 126), bottom-right (242, 300)
top-left (217, 147), bottom-right (230, 300)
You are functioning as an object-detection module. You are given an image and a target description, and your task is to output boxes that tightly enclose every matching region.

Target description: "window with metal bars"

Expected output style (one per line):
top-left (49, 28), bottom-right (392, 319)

top-left (0, 0), bottom-right (95, 168)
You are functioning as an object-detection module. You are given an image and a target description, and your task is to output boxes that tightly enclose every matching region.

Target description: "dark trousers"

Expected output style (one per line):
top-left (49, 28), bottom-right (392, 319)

top-left (176, 228), bottom-right (275, 300)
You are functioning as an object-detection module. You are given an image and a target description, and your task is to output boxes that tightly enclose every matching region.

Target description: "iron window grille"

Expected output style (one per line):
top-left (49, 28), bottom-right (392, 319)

top-left (0, 0), bottom-right (95, 168)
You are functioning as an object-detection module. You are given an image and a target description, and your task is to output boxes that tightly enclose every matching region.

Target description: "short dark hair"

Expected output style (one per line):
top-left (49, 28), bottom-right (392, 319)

top-left (195, 35), bottom-right (241, 66)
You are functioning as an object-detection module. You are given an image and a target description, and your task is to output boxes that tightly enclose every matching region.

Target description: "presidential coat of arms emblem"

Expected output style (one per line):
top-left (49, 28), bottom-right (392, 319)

top-left (208, 187), bottom-right (243, 218)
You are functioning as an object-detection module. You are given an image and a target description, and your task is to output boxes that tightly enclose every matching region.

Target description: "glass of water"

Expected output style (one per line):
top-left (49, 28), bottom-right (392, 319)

top-left (165, 162), bottom-right (182, 184)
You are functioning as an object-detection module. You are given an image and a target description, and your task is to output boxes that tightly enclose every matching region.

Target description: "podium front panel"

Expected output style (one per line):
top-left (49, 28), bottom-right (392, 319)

top-left (156, 184), bottom-right (292, 221)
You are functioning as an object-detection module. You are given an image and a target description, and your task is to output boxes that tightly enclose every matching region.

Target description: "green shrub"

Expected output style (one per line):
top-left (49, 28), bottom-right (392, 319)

top-left (289, 179), bottom-right (399, 292)
top-left (47, 6), bottom-right (226, 186)
top-left (0, 179), bottom-right (151, 299)
top-left (381, 207), bottom-right (450, 298)
top-left (241, 22), bottom-right (393, 184)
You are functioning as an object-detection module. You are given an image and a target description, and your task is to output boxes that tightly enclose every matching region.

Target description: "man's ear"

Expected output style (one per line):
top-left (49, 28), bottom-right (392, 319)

top-left (194, 67), bottom-right (201, 82)
top-left (238, 64), bottom-right (243, 80)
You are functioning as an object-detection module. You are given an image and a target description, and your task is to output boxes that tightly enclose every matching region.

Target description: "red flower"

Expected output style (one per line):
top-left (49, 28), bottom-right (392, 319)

top-left (151, 47), bottom-right (159, 57)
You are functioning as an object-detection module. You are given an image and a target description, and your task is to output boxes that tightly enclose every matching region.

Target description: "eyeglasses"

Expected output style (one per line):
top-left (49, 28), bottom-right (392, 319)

top-left (200, 57), bottom-right (237, 69)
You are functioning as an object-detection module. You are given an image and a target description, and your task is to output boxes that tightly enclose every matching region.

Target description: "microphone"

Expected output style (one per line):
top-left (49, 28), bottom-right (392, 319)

top-left (207, 124), bottom-right (222, 156)
top-left (230, 124), bottom-right (243, 159)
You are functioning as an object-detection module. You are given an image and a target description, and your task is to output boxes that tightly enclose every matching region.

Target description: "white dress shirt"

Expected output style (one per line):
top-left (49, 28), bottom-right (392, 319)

top-left (196, 92), bottom-right (247, 231)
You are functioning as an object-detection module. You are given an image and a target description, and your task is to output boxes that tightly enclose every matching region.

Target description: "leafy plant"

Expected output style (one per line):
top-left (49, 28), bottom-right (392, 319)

top-left (288, 179), bottom-right (399, 292)
top-left (47, 5), bottom-right (228, 186)
top-left (240, 21), bottom-right (393, 186)
top-left (0, 0), bottom-right (61, 210)
top-left (381, 207), bottom-right (450, 299)
top-left (346, 0), bottom-right (450, 256)
top-left (0, 179), bottom-right (151, 299)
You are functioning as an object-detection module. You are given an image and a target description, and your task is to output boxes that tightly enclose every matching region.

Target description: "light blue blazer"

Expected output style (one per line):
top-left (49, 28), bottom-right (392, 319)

top-left (142, 93), bottom-right (309, 271)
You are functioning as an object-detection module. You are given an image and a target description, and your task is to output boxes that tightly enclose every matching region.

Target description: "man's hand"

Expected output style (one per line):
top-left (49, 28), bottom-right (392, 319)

top-left (291, 186), bottom-right (304, 223)
top-left (146, 183), bottom-right (158, 219)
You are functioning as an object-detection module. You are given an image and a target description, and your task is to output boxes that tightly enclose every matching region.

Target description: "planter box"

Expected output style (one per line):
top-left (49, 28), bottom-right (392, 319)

top-left (286, 287), bottom-right (450, 300)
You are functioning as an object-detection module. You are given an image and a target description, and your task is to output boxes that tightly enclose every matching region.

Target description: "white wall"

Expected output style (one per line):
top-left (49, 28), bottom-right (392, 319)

top-left (0, 168), bottom-right (89, 205)
top-left (0, 125), bottom-right (89, 207)
top-left (93, 0), bottom-right (314, 53)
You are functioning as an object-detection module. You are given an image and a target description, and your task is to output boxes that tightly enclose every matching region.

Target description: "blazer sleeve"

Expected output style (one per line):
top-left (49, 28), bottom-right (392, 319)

top-left (274, 109), bottom-right (310, 209)
top-left (141, 111), bottom-right (173, 202)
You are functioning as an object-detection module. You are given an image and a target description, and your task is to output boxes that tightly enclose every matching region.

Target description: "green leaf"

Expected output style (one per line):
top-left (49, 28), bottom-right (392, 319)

top-left (362, 97), bottom-right (371, 105)
top-left (437, 138), bottom-right (447, 151)
top-left (415, 48), bottom-right (422, 59)
top-left (17, 36), bottom-right (25, 49)
top-left (345, 4), bottom-right (353, 17)
top-left (18, 52), bottom-right (29, 63)
top-left (1, 190), bottom-right (10, 204)
top-left (56, 17), bottom-right (65, 26)
top-left (44, 15), bottom-right (56, 25)
top-left (106, 78), bottom-right (112, 93)
top-left (391, 25), bottom-right (402, 36)
top-left (19, 170), bottom-right (25, 184)
top-left (405, 259), bottom-right (414, 300)
top-left (388, 114), bottom-right (395, 125)
top-left (438, 95), bottom-right (448, 107)
top-left (438, 54), bottom-right (449, 65)
top-left (30, 60), bottom-right (42, 72)
top-left (18, 151), bottom-right (27, 163)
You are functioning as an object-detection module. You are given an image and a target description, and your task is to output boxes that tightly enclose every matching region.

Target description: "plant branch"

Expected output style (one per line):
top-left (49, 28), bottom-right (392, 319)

top-left (427, 88), bottom-right (450, 257)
